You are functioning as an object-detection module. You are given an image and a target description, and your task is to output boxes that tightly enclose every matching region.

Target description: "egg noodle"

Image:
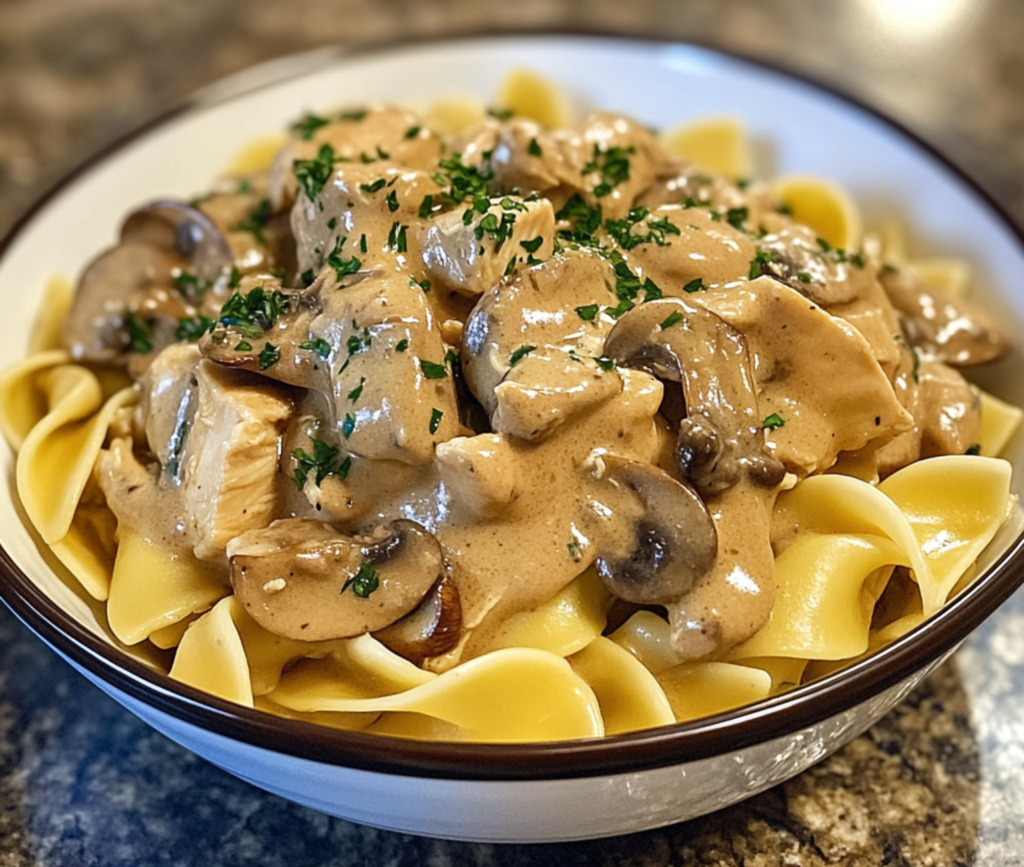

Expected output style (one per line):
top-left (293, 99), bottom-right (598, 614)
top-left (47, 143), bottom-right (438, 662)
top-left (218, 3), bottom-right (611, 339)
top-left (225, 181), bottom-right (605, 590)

top-left (1, 70), bottom-right (1019, 742)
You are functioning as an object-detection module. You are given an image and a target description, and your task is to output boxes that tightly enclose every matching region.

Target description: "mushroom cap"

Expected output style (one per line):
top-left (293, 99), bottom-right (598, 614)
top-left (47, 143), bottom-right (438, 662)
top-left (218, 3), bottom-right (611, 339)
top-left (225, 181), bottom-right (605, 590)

top-left (121, 200), bottom-right (234, 285)
top-left (595, 458), bottom-right (717, 605)
top-left (227, 518), bottom-right (445, 641)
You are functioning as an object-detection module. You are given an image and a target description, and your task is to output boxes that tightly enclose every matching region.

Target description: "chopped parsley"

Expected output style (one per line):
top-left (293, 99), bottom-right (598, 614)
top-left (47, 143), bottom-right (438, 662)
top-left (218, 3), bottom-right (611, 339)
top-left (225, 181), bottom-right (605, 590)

top-left (299, 337), bottom-right (331, 359)
top-left (230, 197), bottom-right (273, 245)
top-left (404, 125), bottom-right (422, 139)
top-left (605, 206), bottom-right (680, 250)
top-left (258, 343), bottom-right (280, 370)
top-left (418, 194), bottom-right (436, 219)
top-left (338, 108), bottom-right (368, 122)
top-left (796, 271), bottom-right (812, 283)
top-left (234, 341), bottom-right (252, 352)
top-left (217, 286), bottom-right (289, 338)
top-left (173, 270), bottom-right (212, 299)
top-left (607, 257), bottom-right (662, 317)
top-left (594, 355), bottom-right (616, 372)
top-left (567, 540), bottom-right (581, 561)
top-left (386, 189), bottom-right (400, 212)
top-left (725, 206), bottom-right (749, 230)
top-left (291, 113), bottom-right (330, 141)
top-left (293, 143), bottom-right (344, 201)
top-left (487, 107), bottom-right (514, 121)
top-left (965, 443), bottom-right (982, 456)
top-left (125, 313), bottom-right (154, 353)
top-left (229, 266), bottom-right (242, 288)
top-left (748, 249), bottom-right (773, 280)
top-left (575, 303), bottom-right (600, 321)
top-left (508, 345), bottom-right (536, 367)
top-left (326, 235), bottom-right (361, 279)
top-left (429, 408), bottom-right (444, 435)
top-left (359, 178), bottom-right (387, 193)
top-left (520, 236), bottom-right (544, 254)
top-left (343, 562), bottom-right (380, 598)
top-left (528, 137), bottom-right (543, 157)
top-left (682, 277), bottom-right (704, 293)
top-left (292, 437), bottom-right (345, 489)
top-left (581, 143), bottom-right (634, 198)
top-left (762, 413), bottom-right (786, 430)
top-left (387, 222), bottom-right (409, 253)
top-left (659, 310), bottom-right (684, 330)
top-left (555, 194), bottom-right (603, 246)
top-left (410, 276), bottom-right (431, 292)
top-left (418, 358), bottom-right (449, 379)
top-left (849, 251), bottom-right (866, 268)
top-left (347, 378), bottom-right (365, 402)
top-left (395, 338), bottom-right (409, 353)
top-left (342, 413), bottom-right (356, 439)
top-left (176, 314), bottom-right (214, 342)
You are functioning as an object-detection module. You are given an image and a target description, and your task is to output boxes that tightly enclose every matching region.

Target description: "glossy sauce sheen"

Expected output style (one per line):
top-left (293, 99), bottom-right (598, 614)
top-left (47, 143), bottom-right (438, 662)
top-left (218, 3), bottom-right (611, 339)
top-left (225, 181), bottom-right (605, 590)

top-left (79, 105), bottom-right (1000, 667)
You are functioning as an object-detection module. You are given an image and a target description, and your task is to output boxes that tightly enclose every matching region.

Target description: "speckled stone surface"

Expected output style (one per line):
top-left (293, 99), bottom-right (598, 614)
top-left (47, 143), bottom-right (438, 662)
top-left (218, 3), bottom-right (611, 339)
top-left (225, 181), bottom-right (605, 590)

top-left (1, 1), bottom-right (1024, 864)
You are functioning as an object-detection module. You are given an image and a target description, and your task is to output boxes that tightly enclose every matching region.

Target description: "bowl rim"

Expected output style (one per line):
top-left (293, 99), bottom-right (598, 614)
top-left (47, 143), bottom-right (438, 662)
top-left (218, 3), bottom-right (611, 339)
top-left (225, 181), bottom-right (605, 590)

top-left (2, 29), bottom-right (1024, 783)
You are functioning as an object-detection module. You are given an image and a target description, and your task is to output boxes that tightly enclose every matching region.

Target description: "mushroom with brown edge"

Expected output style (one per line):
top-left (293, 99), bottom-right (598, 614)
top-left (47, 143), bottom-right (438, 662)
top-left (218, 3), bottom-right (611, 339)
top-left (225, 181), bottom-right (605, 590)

top-left (594, 457), bottom-right (718, 605)
top-left (226, 517), bottom-right (447, 641)
top-left (373, 576), bottom-right (462, 664)
top-left (603, 298), bottom-right (785, 495)
top-left (62, 200), bottom-right (234, 363)
top-left (879, 264), bottom-right (1009, 366)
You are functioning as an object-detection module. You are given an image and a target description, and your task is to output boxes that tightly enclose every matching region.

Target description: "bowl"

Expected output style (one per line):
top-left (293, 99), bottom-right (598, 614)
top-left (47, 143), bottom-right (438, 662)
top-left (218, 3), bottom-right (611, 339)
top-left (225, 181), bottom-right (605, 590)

top-left (1, 34), bottom-right (1023, 844)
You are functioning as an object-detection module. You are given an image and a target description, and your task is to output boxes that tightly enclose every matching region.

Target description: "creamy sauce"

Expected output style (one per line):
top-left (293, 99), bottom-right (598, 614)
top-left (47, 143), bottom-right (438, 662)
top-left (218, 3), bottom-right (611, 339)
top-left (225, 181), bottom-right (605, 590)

top-left (73, 104), bottom-right (1003, 667)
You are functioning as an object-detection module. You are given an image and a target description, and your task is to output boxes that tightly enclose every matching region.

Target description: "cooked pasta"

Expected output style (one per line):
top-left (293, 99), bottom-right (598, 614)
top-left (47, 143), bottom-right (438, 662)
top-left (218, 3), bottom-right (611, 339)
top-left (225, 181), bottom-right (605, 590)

top-left (1, 70), bottom-right (1019, 743)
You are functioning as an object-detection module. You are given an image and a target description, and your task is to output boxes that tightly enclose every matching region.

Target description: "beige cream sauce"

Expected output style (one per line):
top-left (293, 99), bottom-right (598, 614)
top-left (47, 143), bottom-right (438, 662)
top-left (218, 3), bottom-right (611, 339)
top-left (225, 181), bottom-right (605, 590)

top-left (104, 108), bottom-right (981, 668)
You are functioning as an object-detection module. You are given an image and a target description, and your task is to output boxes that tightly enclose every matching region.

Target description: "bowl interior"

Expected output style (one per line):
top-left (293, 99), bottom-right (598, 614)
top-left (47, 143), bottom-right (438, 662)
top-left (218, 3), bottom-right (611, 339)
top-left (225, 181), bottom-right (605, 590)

top-left (1, 34), bottom-right (1023, 753)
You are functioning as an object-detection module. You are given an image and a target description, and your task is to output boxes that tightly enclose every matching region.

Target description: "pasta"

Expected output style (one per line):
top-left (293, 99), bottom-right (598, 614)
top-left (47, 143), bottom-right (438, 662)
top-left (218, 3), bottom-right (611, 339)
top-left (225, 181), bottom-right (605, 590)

top-left (1, 70), bottom-right (1020, 743)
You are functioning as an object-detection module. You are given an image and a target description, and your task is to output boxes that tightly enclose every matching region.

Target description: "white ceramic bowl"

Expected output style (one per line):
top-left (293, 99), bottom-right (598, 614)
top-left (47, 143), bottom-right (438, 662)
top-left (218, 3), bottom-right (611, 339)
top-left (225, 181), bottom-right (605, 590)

top-left (2, 35), bottom-right (1023, 844)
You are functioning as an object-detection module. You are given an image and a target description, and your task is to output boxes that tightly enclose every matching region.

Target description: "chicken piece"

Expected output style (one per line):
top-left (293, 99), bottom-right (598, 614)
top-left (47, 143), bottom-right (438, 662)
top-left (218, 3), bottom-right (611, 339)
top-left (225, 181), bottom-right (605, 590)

top-left (491, 351), bottom-right (622, 442)
top-left (181, 361), bottom-right (293, 561)
top-left (271, 106), bottom-right (442, 209)
top-left (462, 248), bottom-right (618, 414)
top-left (315, 270), bottom-right (460, 465)
top-left (291, 163), bottom-right (444, 277)
top-left (697, 276), bottom-right (913, 476)
top-left (421, 195), bottom-right (555, 296)
top-left (137, 342), bottom-right (201, 483)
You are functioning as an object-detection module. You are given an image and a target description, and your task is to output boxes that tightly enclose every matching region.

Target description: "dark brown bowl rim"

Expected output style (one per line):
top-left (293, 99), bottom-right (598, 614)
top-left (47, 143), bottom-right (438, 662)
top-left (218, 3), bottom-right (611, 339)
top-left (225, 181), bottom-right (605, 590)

top-left (1, 30), bottom-right (1023, 783)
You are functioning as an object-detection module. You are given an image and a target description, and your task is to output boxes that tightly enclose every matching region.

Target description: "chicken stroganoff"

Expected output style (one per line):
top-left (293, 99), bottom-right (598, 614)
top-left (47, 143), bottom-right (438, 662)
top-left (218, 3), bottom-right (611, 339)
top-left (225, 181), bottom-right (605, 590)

top-left (3, 72), bottom-right (1019, 741)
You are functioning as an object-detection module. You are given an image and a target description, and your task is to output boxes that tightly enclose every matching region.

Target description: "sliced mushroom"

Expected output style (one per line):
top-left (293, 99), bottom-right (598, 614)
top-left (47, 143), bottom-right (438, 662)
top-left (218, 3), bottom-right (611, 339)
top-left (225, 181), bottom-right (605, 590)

top-left (62, 200), bottom-right (233, 363)
top-left (880, 264), bottom-right (1009, 366)
top-left (604, 298), bottom-right (785, 494)
top-left (121, 200), bottom-right (234, 286)
top-left (373, 576), bottom-right (462, 663)
top-left (227, 518), bottom-right (446, 641)
top-left (594, 458), bottom-right (717, 605)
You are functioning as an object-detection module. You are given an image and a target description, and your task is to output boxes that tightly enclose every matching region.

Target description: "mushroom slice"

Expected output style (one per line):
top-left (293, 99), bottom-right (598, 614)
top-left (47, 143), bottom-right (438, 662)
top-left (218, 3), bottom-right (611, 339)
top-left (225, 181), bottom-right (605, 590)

top-left (880, 264), bottom-right (1009, 366)
top-left (373, 576), bottom-right (462, 664)
top-left (121, 200), bottom-right (234, 286)
top-left (604, 299), bottom-right (784, 495)
top-left (228, 518), bottom-right (445, 642)
top-left (62, 201), bottom-right (234, 364)
top-left (594, 458), bottom-right (717, 605)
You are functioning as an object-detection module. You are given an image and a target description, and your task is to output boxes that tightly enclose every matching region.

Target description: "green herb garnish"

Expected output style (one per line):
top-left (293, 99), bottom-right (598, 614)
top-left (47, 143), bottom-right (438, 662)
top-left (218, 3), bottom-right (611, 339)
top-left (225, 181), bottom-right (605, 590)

top-left (762, 413), bottom-right (785, 430)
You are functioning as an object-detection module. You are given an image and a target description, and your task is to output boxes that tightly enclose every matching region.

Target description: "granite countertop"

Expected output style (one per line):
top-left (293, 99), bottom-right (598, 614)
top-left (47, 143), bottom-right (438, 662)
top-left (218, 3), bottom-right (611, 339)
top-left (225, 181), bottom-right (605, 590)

top-left (2, 1), bottom-right (1024, 864)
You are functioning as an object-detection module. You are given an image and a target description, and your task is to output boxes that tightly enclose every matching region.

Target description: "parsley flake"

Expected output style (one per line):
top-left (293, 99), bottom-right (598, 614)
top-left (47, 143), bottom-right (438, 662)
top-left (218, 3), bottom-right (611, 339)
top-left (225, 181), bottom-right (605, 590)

top-left (762, 413), bottom-right (786, 430)
top-left (575, 303), bottom-right (600, 321)
top-left (660, 310), bottom-right (684, 330)
top-left (299, 338), bottom-right (331, 359)
top-left (343, 562), bottom-right (380, 598)
top-left (419, 358), bottom-right (449, 379)
top-left (258, 343), bottom-right (280, 370)
top-left (429, 408), bottom-right (444, 435)
top-left (509, 345), bottom-right (536, 367)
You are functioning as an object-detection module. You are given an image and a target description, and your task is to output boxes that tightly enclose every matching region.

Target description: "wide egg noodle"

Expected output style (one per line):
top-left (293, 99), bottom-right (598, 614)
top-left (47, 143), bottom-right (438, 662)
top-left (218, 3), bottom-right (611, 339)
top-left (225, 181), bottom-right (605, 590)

top-left (730, 535), bottom-right (904, 661)
top-left (269, 646), bottom-right (603, 743)
top-left (658, 663), bottom-right (772, 723)
top-left (0, 350), bottom-right (74, 453)
top-left (608, 612), bottom-right (775, 721)
top-left (878, 455), bottom-right (1014, 611)
top-left (17, 370), bottom-right (135, 546)
top-left (169, 596), bottom-right (253, 707)
top-left (470, 566), bottom-right (611, 659)
top-left (978, 389), bottom-right (1023, 457)
top-left (567, 636), bottom-right (675, 734)
top-left (769, 175), bottom-right (863, 250)
top-left (28, 276), bottom-right (74, 354)
top-left (49, 475), bottom-right (119, 602)
top-left (494, 68), bottom-right (571, 128)
top-left (660, 116), bottom-right (750, 178)
top-left (106, 525), bottom-right (227, 645)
